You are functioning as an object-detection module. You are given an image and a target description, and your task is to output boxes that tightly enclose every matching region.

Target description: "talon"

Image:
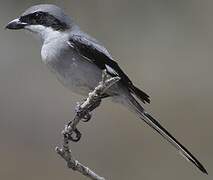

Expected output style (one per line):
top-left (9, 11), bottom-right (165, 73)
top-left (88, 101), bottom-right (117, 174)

top-left (67, 120), bottom-right (73, 126)
top-left (67, 128), bottom-right (82, 142)
top-left (82, 113), bottom-right (92, 122)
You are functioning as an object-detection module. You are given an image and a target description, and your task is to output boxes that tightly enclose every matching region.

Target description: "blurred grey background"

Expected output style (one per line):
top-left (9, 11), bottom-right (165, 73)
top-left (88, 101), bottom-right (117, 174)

top-left (0, 0), bottom-right (212, 179)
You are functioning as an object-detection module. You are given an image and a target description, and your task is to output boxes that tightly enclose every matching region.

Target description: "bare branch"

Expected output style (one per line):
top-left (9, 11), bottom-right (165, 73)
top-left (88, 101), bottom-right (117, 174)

top-left (55, 70), bottom-right (120, 180)
top-left (55, 139), bottom-right (105, 180)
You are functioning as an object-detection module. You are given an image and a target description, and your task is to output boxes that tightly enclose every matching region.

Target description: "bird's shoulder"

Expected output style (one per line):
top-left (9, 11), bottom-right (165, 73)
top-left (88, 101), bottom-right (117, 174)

top-left (68, 30), bottom-right (113, 59)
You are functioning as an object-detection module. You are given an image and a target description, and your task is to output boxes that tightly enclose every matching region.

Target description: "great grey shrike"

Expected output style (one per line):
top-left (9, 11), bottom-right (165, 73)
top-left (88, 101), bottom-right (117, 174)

top-left (6, 4), bottom-right (207, 174)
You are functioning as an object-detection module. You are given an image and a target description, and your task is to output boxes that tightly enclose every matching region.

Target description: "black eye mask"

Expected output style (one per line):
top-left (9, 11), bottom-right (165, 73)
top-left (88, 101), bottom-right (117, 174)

top-left (20, 11), bottom-right (69, 31)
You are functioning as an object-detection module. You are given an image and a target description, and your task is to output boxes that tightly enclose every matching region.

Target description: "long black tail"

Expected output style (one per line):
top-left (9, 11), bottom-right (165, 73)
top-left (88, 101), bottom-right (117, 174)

top-left (126, 94), bottom-right (207, 174)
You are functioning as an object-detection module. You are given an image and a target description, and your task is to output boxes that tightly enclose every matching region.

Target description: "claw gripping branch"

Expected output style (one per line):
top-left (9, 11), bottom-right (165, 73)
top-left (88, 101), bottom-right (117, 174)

top-left (55, 70), bottom-right (120, 180)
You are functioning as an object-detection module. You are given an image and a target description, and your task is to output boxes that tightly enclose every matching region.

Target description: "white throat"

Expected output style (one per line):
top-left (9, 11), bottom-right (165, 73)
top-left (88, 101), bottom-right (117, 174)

top-left (25, 25), bottom-right (65, 44)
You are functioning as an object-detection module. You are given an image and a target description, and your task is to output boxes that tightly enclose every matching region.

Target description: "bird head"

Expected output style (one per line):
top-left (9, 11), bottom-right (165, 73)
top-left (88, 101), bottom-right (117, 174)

top-left (5, 4), bottom-right (74, 41)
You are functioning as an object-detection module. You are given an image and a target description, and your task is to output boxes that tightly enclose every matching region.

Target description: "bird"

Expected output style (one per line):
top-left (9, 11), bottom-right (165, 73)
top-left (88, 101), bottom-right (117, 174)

top-left (6, 4), bottom-right (207, 174)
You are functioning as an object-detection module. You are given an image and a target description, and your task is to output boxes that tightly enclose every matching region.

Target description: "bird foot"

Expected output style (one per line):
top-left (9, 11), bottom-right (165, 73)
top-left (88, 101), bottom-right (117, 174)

top-left (75, 98), bottom-right (101, 123)
top-left (63, 125), bottom-right (82, 142)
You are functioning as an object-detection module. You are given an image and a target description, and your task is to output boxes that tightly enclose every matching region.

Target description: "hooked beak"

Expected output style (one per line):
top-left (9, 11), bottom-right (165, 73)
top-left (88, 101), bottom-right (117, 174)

top-left (5, 18), bottom-right (27, 30)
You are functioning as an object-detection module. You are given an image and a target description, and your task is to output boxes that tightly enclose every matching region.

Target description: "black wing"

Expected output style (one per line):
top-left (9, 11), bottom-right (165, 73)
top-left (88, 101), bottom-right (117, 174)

top-left (68, 35), bottom-right (150, 103)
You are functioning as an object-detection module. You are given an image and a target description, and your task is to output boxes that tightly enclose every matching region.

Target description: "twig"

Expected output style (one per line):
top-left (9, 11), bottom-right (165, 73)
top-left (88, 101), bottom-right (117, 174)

top-left (55, 70), bottom-right (120, 180)
top-left (55, 138), bottom-right (105, 180)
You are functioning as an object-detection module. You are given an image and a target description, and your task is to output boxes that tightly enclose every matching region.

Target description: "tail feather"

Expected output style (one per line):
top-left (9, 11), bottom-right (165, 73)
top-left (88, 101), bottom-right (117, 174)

top-left (126, 94), bottom-right (207, 174)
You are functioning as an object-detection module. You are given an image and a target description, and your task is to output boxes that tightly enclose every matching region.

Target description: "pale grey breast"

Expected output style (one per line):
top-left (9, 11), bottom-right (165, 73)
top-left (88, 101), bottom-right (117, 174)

top-left (41, 36), bottom-right (103, 96)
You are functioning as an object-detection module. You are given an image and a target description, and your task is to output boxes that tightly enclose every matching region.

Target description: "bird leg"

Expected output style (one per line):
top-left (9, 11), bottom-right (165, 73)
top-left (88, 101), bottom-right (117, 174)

top-left (66, 97), bottom-right (101, 141)
top-left (61, 70), bottom-right (120, 142)
top-left (81, 98), bottom-right (102, 122)
top-left (56, 70), bottom-right (120, 179)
